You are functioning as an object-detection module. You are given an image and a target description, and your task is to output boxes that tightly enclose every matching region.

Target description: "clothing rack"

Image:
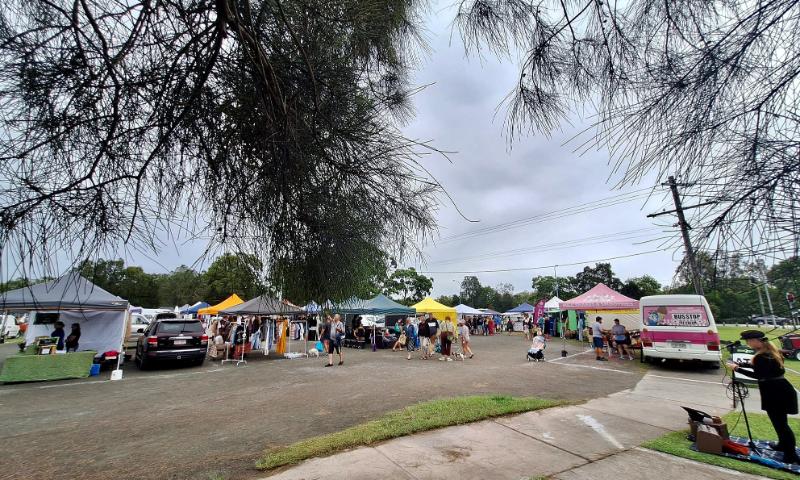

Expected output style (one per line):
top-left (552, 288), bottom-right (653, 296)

top-left (221, 317), bottom-right (249, 366)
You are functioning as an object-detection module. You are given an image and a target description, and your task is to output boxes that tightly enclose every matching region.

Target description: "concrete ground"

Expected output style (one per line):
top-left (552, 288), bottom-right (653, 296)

top-left (263, 366), bottom-right (758, 480)
top-left (0, 334), bottom-right (653, 480)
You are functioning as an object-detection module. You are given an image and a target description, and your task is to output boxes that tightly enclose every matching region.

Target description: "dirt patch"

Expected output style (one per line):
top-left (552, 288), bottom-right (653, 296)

top-left (0, 335), bottom-right (643, 480)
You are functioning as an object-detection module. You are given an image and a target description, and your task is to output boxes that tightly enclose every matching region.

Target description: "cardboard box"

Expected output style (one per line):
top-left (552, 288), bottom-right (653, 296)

top-left (689, 420), bottom-right (728, 439)
top-left (696, 424), bottom-right (723, 455)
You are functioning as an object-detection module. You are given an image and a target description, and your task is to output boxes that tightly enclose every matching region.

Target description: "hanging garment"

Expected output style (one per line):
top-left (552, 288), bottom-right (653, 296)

top-left (276, 320), bottom-right (288, 354)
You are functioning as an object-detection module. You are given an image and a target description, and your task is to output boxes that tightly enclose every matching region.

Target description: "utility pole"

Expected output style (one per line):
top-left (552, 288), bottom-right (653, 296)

top-left (755, 284), bottom-right (766, 317)
top-left (666, 176), bottom-right (705, 296)
top-left (764, 282), bottom-right (776, 326)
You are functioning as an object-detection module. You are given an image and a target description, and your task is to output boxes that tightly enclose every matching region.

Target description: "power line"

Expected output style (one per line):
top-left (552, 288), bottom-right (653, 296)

top-left (430, 228), bottom-right (669, 265)
top-left (439, 187), bottom-right (656, 243)
top-left (419, 248), bottom-right (670, 274)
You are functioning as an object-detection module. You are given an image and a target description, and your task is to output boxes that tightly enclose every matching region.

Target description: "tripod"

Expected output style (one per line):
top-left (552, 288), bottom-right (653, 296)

top-left (730, 377), bottom-right (760, 455)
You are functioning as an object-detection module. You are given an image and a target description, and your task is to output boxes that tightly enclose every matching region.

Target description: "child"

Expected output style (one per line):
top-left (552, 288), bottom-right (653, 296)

top-left (527, 330), bottom-right (546, 362)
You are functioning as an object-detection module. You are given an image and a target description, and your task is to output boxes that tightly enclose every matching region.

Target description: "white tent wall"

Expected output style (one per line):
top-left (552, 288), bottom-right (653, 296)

top-left (25, 310), bottom-right (128, 353)
top-left (583, 310), bottom-right (640, 332)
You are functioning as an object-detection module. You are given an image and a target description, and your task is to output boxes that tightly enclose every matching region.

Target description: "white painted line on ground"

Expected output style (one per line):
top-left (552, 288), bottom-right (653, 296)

top-left (9, 367), bottom-right (226, 391)
top-left (785, 366), bottom-right (800, 376)
top-left (38, 380), bottom-right (108, 389)
top-left (551, 362), bottom-right (636, 375)
top-left (547, 350), bottom-right (593, 362)
top-left (647, 374), bottom-right (726, 386)
top-left (577, 414), bottom-right (625, 450)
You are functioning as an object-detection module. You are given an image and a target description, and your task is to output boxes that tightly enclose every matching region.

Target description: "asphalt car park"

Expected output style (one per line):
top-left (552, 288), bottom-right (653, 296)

top-left (0, 334), bottom-right (726, 480)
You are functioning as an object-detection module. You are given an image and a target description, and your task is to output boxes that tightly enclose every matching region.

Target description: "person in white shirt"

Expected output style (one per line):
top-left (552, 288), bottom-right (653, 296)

top-left (592, 316), bottom-right (607, 361)
top-left (458, 319), bottom-right (474, 359)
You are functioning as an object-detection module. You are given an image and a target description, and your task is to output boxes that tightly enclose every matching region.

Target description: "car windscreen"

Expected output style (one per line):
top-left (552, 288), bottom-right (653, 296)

top-left (157, 321), bottom-right (203, 334)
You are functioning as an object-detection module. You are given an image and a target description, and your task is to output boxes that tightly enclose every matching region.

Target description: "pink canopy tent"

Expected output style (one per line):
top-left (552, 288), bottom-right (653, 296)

top-left (559, 283), bottom-right (639, 310)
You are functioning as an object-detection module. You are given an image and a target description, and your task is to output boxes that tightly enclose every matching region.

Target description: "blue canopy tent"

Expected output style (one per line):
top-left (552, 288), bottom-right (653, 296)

top-left (506, 302), bottom-right (535, 314)
top-left (181, 301), bottom-right (209, 315)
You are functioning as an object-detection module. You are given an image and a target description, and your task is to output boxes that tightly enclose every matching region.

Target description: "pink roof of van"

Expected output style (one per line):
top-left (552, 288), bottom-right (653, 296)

top-left (559, 283), bottom-right (639, 310)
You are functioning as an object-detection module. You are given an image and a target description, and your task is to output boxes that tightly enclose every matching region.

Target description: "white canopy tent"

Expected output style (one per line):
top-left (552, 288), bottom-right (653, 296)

top-left (454, 304), bottom-right (483, 316)
top-left (0, 273), bottom-right (129, 354)
top-left (544, 296), bottom-right (563, 312)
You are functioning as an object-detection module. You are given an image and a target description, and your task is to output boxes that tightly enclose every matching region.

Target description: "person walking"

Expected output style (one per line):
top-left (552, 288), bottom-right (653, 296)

top-left (439, 316), bottom-right (455, 361)
top-left (728, 330), bottom-right (799, 464)
top-left (405, 318), bottom-right (416, 360)
top-left (458, 319), bottom-right (474, 358)
top-left (426, 315), bottom-right (438, 358)
top-left (611, 319), bottom-right (632, 360)
top-left (418, 316), bottom-right (431, 359)
top-left (326, 314), bottom-right (345, 367)
top-left (592, 316), bottom-right (607, 361)
top-left (320, 316), bottom-right (332, 357)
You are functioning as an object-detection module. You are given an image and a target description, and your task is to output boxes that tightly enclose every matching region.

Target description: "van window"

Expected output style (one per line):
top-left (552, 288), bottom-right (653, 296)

top-left (643, 305), bottom-right (709, 327)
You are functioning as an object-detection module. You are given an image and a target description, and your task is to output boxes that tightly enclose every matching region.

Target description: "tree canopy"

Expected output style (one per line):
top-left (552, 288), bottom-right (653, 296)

top-left (0, 0), bottom-right (439, 302)
top-left (456, 0), bottom-right (799, 259)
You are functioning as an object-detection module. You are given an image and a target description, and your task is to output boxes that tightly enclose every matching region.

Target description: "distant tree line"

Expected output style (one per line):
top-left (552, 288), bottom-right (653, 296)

top-left (436, 257), bottom-right (800, 321)
top-left (0, 255), bottom-right (436, 309)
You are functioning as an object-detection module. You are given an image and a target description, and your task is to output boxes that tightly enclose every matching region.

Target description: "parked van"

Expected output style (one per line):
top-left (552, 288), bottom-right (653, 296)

top-left (639, 295), bottom-right (721, 367)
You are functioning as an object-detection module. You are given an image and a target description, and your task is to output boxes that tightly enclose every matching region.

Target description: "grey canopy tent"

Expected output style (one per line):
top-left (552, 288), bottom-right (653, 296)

top-left (219, 295), bottom-right (305, 363)
top-left (334, 294), bottom-right (415, 315)
top-left (220, 295), bottom-right (303, 315)
top-left (0, 272), bottom-right (129, 354)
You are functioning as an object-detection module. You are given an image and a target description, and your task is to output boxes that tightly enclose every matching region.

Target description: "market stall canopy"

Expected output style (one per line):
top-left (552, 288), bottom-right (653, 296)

top-left (559, 283), bottom-right (639, 310)
top-left (198, 294), bottom-right (244, 316)
top-left (480, 308), bottom-right (500, 316)
top-left (339, 294), bottom-right (415, 315)
top-left (506, 302), bottom-right (535, 313)
top-left (221, 295), bottom-right (303, 315)
top-left (0, 273), bottom-right (128, 310)
top-left (544, 296), bottom-right (563, 312)
top-left (412, 298), bottom-right (457, 324)
top-left (454, 304), bottom-right (483, 315)
top-left (181, 301), bottom-right (209, 314)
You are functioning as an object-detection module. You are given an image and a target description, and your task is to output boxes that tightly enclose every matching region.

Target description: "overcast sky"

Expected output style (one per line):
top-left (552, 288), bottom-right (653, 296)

top-left (101, 1), bottom-right (687, 297)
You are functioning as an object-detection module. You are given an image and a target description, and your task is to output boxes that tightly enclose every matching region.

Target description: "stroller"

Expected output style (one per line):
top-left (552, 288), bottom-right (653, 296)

top-left (527, 334), bottom-right (546, 362)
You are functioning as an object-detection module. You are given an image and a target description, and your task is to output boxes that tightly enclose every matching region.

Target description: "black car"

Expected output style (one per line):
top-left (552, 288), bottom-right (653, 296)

top-left (135, 318), bottom-right (207, 369)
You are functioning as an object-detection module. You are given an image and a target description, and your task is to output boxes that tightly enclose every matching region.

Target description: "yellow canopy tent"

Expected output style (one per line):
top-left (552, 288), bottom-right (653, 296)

top-left (412, 297), bottom-right (458, 335)
top-left (198, 294), bottom-right (244, 316)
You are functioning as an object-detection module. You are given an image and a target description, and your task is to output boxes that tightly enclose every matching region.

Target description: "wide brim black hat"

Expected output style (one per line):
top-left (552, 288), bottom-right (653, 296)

top-left (740, 330), bottom-right (767, 340)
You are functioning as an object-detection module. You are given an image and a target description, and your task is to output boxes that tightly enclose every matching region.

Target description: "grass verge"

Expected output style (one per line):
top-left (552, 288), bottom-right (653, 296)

top-left (643, 411), bottom-right (800, 480)
top-left (717, 326), bottom-right (800, 388)
top-left (257, 394), bottom-right (564, 471)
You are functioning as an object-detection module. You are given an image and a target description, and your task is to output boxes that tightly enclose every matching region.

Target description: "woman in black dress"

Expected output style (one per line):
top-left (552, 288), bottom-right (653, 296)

top-left (728, 330), bottom-right (799, 464)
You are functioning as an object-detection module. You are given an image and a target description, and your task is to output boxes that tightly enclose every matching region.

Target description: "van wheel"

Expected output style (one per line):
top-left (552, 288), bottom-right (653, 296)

top-left (794, 350), bottom-right (800, 361)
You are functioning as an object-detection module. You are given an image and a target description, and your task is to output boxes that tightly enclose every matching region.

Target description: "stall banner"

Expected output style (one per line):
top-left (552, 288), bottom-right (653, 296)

top-left (643, 305), bottom-right (710, 327)
top-left (533, 300), bottom-right (545, 323)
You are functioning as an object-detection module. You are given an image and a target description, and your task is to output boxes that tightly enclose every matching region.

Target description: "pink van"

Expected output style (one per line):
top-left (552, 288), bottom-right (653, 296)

top-left (640, 295), bottom-right (721, 367)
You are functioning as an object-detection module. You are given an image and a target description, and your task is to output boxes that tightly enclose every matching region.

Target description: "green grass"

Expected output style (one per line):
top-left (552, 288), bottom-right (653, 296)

top-left (257, 395), bottom-right (564, 471)
top-left (643, 411), bottom-right (800, 480)
top-left (717, 326), bottom-right (800, 388)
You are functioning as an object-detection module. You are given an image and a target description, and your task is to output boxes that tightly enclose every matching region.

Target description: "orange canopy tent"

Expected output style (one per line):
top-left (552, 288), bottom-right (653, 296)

top-left (198, 294), bottom-right (244, 316)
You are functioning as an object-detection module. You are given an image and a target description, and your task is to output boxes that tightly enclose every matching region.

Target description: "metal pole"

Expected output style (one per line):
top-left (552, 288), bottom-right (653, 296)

top-left (755, 285), bottom-right (766, 318)
top-left (764, 283), bottom-right (776, 327)
top-left (667, 176), bottom-right (705, 296)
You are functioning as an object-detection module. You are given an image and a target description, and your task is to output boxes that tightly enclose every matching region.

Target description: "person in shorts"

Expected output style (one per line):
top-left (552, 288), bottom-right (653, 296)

top-left (611, 319), bottom-right (632, 360)
top-left (426, 316), bottom-right (439, 358)
top-left (326, 314), bottom-right (345, 367)
top-left (418, 316), bottom-right (431, 359)
top-left (592, 316), bottom-right (607, 361)
top-left (458, 319), bottom-right (474, 358)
